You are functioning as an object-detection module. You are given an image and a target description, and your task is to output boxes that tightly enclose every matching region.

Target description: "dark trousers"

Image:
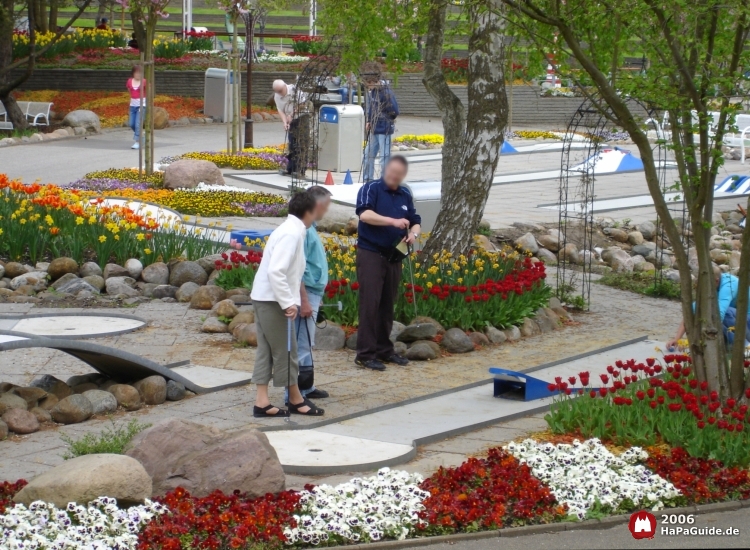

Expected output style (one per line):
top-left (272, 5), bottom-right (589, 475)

top-left (356, 248), bottom-right (402, 360)
top-left (286, 115), bottom-right (308, 175)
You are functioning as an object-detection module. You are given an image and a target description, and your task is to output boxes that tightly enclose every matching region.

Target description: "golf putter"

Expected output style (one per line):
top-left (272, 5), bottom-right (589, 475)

top-left (285, 316), bottom-right (296, 425)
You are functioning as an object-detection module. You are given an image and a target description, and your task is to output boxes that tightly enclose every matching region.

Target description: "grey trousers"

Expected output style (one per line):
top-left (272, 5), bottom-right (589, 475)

top-left (252, 300), bottom-right (299, 387)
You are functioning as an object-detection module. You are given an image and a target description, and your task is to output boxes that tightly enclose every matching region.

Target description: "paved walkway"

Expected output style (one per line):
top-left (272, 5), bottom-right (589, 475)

top-left (0, 280), bottom-right (680, 485)
top-left (2, 118), bottom-right (747, 228)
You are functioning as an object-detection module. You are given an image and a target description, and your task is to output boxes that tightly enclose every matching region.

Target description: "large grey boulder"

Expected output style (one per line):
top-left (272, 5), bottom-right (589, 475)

top-left (637, 221), bottom-right (656, 240)
top-left (405, 341), bottom-right (440, 361)
top-left (29, 375), bottom-right (72, 399)
top-left (170, 261), bottom-right (208, 287)
top-left (57, 278), bottom-right (100, 296)
top-left (105, 276), bottom-right (139, 297)
top-left (515, 232), bottom-right (539, 254)
top-left (51, 394), bottom-right (93, 424)
top-left (10, 272), bottom-right (48, 291)
top-left (124, 258), bottom-right (143, 280)
top-left (62, 110), bottom-right (101, 133)
top-left (47, 258), bottom-right (78, 281)
top-left (315, 322), bottom-right (346, 350)
top-left (164, 159), bottom-right (225, 190)
top-left (125, 418), bottom-right (285, 498)
top-left (189, 285), bottom-right (226, 309)
top-left (2, 408), bottom-right (40, 434)
top-left (82, 390), bottom-right (118, 415)
top-left (13, 454), bottom-right (151, 507)
top-left (132, 376), bottom-right (167, 405)
top-left (441, 328), bottom-right (475, 353)
top-left (141, 262), bottom-right (170, 284)
top-left (397, 323), bottom-right (438, 343)
top-left (79, 262), bottom-right (103, 278)
top-left (537, 234), bottom-right (560, 252)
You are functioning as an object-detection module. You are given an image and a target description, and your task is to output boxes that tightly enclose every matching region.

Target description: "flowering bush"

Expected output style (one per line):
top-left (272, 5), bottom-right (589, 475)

top-left (181, 148), bottom-right (288, 171)
top-left (418, 447), bottom-right (566, 533)
top-left (545, 353), bottom-right (750, 467)
top-left (287, 469), bottom-right (429, 544)
top-left (82, 168), bottom-right (164, 187)
top-left (507, 439), bottom-right (680, 519)
top-left (0, 480), bottom-right (27, 513)
top-left (2, 497), bottom-right (166, 550)
top-left (257, 53), bottom-right (312, 64)
top-left (646, 447), bottom-right (750, 503)
top-left (393, 134), bottom-right (444, 147)
top-left (138, 488), bottom-right (300, 549)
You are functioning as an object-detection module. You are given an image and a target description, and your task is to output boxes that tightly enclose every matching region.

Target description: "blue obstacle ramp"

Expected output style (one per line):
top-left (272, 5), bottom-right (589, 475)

top-left (500, 141), bottom-right (519, 154)
top-left (489, 368), bottom-right (592, 401)
top-left (488, 336), bottom-right (656, 401)
top-left (230, 229), bottom-right (274, 247)
top-left (715, 174), bottom-right (750, 194)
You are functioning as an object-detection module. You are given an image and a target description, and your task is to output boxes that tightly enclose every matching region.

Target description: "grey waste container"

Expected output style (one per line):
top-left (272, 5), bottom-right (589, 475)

top-left (204, 68), bottom-right (240, 123)
top-left (404, 181), bottom-right (441, 236)
top-left (318, 104), bottom-right (365, 172)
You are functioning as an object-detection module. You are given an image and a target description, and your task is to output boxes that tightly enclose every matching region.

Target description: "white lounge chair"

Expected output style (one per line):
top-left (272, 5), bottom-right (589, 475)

top-left (724, 113), bottom-right (750, 164)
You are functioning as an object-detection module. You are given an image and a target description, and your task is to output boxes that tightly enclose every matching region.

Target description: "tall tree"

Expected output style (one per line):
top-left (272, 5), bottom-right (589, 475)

top-left (501, 0), bottom-right (750, 394)
top-left (0, 0), bottom-right (91, 129)
top-left (317, 0), bottom-right (510, 257)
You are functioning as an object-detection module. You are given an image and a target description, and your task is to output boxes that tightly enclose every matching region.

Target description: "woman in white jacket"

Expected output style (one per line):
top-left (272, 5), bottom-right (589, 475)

top-left (251, 191), bottom-right (324, 417)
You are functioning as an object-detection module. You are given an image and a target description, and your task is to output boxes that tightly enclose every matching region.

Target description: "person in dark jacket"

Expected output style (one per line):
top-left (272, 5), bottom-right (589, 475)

top-left (363, 78), bottom-right (400, 182)
top-left (355, 155), bottom-right (421, 371)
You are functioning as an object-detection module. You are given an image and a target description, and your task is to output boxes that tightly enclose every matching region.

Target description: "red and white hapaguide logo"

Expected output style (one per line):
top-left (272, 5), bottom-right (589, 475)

top-left (628, 510), bottom-right (657, 539)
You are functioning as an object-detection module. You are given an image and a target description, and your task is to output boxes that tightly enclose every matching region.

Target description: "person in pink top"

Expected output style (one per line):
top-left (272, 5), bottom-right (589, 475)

top-left (126, 66), bottom-right (146, 150)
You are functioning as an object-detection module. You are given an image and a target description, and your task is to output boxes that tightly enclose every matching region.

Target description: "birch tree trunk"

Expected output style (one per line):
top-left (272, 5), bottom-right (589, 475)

top-left (421, 0), bottom-right (508, 258)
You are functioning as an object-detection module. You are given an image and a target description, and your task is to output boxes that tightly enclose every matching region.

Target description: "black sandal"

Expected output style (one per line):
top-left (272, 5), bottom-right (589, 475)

top-left (288, 398), bottom-right (325, 416)
top-left (253, 404), bottom-right (290, 418)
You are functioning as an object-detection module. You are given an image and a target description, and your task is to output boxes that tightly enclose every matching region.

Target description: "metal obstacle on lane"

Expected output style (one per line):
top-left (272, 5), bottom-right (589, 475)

top-left (0, 331), bottom-right (252, 394)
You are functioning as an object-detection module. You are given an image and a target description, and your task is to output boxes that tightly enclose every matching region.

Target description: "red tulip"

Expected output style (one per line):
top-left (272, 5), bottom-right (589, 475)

top-left (697, 421), bottom-right (705, 429)
top-left (668, 403), bottom-right (682, 412)
top-left (600, 374), bottom-right (609, 384)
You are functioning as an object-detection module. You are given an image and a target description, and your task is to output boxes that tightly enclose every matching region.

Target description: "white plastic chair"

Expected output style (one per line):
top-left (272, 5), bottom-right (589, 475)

top-left (26, 102), bottom-right (52, 126)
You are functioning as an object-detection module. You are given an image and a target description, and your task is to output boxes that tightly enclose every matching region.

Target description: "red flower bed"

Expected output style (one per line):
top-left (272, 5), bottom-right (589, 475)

top-left (546, 353), bottom-right (750, 467)
top-left (646, 447), bottom-right (750, 503)
top-left (417, 448), bottom-right (567, 534)
top-left (0, 479), bottom-right (27, 513)
top-left (138, 487), bottom-right (301, 550)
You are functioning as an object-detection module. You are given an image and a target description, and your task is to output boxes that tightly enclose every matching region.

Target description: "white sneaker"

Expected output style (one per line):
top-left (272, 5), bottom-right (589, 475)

top-left (131, 142), bottom-right (139, 150)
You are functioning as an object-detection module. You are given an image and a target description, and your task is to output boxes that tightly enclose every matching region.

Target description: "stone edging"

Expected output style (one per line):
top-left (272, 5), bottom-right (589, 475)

top-left (362, 500), bottom-right (746, 549)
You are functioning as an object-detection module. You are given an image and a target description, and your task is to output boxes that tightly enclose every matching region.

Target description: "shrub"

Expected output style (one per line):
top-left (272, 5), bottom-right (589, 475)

top-left (60, 419), bottom-right (151, 459)
top-left (185, 30), bottom-right (215, 52)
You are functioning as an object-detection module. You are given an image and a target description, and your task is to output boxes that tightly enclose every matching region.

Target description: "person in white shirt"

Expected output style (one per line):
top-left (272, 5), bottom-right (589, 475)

top-left (251, 191), bottom-right (324, 417)
top-left (273, 79), bottom-right (309, 177)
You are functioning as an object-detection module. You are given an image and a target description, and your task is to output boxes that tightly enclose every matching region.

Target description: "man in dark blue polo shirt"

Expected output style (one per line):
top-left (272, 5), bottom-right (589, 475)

top-left (354, 155), bottom-right (421, 371)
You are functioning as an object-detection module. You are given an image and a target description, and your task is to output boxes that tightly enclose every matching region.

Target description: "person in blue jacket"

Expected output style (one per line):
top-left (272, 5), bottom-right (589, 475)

top-left (667, 271), bottom-right (750, 350)
top-left (363, 77), bottom-right (400, 182)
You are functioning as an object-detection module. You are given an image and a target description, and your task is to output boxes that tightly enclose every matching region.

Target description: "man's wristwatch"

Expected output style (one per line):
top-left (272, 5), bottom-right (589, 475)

top-left (411, 232), bottom-right (419, 240)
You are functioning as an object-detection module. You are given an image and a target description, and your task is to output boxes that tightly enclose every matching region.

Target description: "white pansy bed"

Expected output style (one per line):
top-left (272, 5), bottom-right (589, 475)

top-left (0, 439), bottom-right (689, 547)
top-left (1, 497), bottom-right (166, 550)
top-left (285, 469), bottom-right (429, 545)
top-left (506, 438), bottom-right (682, 519)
